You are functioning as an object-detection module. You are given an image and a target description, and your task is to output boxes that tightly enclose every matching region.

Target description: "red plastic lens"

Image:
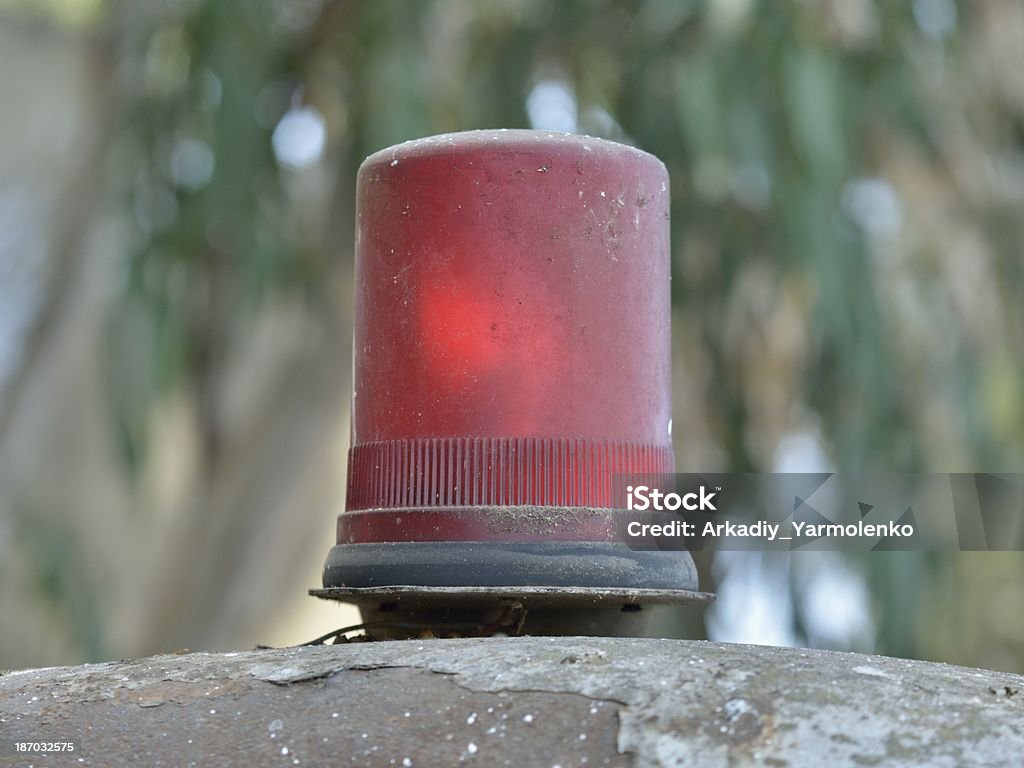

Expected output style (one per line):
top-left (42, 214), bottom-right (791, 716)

top-left (339, 130), bottom-right (674, 546)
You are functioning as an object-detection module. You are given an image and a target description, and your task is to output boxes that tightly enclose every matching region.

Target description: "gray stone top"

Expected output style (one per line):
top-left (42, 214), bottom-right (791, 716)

top-left (2, 637), bottom-right (1021, 767)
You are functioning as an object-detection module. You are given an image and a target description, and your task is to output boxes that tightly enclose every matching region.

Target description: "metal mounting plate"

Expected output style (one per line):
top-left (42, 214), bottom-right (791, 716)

top-left (310, 584), bottom-right (715, 606)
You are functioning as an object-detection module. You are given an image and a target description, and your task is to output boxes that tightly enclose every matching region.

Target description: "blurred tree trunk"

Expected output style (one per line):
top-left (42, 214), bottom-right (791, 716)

top-left (0, 13), bottom-right (356, 669)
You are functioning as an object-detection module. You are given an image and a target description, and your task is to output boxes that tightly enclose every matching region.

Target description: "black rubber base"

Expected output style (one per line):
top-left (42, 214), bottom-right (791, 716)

top-left (318, 542), bottom-right (706, 637)
top-left (321, 541), bottom-right (699, 592)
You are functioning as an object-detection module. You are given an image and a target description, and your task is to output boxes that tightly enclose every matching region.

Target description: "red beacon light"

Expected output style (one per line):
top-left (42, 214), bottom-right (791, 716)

top-left (314, 130), bottom-right (708, 636)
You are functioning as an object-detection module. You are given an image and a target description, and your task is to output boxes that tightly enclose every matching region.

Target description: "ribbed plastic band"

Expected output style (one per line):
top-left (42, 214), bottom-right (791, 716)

top-left (345, 437), bottom-right (674, 511)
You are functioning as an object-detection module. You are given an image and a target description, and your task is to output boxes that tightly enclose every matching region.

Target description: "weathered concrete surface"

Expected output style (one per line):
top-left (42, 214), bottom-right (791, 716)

top-left (1, 638), bottom-right (1021, 767)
